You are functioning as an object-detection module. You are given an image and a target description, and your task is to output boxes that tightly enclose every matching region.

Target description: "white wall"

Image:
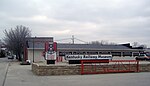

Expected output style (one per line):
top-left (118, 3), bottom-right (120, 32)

top-left (28, 49), bottom-right (45, 62)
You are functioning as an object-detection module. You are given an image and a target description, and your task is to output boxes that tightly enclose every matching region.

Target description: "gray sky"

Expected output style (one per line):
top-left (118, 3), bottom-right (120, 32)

top-left (0, 0), bottom-right (150, 46)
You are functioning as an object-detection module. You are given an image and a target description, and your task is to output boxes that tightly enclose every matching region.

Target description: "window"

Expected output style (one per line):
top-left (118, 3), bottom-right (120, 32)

top-left (111, 52), bottom-right (121, 57)
top-left (123, 52), bottom-right (132, 56)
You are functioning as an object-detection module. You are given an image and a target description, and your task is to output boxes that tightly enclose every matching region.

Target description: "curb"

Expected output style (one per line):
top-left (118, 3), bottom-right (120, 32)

top-left (2, 62), bottom-right (10, 86)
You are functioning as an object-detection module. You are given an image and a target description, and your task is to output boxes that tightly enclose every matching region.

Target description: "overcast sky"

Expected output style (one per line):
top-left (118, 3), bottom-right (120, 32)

top-left (0, 0), bottom-right (150, 46)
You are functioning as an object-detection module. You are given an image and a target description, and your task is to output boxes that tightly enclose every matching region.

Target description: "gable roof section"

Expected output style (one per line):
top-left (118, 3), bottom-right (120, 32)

top-left (27, 42), bottom-right (135, 51)
top-left (26, 37), bottom-right (53, 49)
top-left (28, 42), bottom-right (44, 49)
top-left (26, 37), bottom-right (53, 42)
top-left (57, 43), bottom-right (132, 50)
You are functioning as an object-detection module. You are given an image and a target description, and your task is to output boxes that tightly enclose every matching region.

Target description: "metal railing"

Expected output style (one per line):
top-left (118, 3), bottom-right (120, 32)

top-left (81, 60), bottom-right (139, 75)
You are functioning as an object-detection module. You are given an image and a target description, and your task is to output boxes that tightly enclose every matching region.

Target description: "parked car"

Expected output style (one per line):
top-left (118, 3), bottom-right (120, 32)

top-left (135, 53), bottom-right (150, 61)
top-left (8, 55), bottom-right (14, 59)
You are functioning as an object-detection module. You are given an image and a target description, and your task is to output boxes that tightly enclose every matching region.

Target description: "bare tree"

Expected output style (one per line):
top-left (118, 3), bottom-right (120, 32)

top-left (90, 40), bottom-right (106, 45)
top-left (99, 40), bottom-right (108, 45)
top-left (90, 40), bottom-right (116, 45)
top-left (3, 25), bottom-right (31, 61)
top-left (91, 41), bottom-right (101, 45)
top-left (139, 44), bottom-right (147, 49)
top-left (132, 42), bottom-right (147, 49)
top-left (132, 42), bottom-right (139, 47)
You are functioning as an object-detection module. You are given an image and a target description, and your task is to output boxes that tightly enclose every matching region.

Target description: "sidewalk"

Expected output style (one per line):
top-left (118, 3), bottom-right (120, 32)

top-left (4, 62), bottom-right (40, 86)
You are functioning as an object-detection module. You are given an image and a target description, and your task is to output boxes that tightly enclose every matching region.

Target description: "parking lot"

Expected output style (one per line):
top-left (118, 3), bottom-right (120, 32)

top-left (1, 61), bottom-right (150, 86)
top-left (0, 57), bottom-right (150, 86)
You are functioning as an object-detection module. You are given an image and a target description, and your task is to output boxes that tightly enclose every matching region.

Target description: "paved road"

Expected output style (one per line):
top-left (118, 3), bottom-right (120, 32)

top-left (0, 57), bottom-right (9, 63)
top-left (0, 57), bottom-right (9, 86)
top-left (1, 57), bottom-right (150, 86)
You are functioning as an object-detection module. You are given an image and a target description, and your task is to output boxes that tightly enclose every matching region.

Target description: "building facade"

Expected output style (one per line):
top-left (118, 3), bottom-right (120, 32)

top-left (57, 43), bottom-right (143, 57)
top-left (24, 37), bottom-right (53, 62)
top-left (24, 37), bottom-right (144, 62)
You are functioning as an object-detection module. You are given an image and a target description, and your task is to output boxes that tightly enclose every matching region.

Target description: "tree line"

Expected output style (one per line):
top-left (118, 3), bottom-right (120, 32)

top-left (90, 40), bottom-right (147, 48)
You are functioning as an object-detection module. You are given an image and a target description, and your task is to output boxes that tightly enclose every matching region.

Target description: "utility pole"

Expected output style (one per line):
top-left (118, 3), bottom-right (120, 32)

top-left (72, 35), bottom-right (74, 44)
top-left (33, 37), bottom-right (35, 63)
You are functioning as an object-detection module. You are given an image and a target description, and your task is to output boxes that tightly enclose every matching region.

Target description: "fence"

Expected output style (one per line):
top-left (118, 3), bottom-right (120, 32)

top-left (81, 60), bottom-right (139, 75)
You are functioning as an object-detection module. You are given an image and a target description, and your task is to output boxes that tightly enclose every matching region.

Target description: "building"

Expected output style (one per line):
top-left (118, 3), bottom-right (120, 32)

top-left (24, 37), bottom-right (53, 62)
top-left (0, 42), bottom-right (7, 57)
top-left (57, 43), bottom-right (143, 57)
top-left (24, 37), bottom-right (144, 62)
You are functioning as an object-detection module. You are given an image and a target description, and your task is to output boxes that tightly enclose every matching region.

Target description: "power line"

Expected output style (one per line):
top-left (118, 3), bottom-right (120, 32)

top-left (74, 38), bottom-right (88, 44)
top-left (55, 36), bottom-right (87, 44)
top-left (55, 38), bottom-right (71, 41)
top-left (72, 35), bottom-right (74, 44)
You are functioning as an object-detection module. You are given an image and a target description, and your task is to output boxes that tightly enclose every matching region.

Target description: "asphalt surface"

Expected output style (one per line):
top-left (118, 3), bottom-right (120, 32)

top-left (0, 57), bottom-right (150, 86)
top-left (0, 58), bottom-right (9, 86)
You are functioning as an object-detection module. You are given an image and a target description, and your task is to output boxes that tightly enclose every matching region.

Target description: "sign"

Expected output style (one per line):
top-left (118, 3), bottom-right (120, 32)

top-left (65, 54), bottom-right (112, 60)
top-left (46, 53), bottom-right (56, 60)
top-left (45, 42), bottom-right (57, 60)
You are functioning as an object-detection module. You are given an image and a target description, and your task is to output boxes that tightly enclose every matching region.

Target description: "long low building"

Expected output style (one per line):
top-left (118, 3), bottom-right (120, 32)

top-left (24, 37), bottom-right (144, 62)
top-left (57, 43), bottom-right (143, 57)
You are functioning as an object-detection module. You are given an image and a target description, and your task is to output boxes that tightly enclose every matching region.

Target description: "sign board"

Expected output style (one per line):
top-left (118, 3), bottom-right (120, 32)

top-left (45, 41), bottom-right (57, 61)
top-left (65, 54), bottom-right (112, 60)
top-left (46, 53), bottom-right (56, 60)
